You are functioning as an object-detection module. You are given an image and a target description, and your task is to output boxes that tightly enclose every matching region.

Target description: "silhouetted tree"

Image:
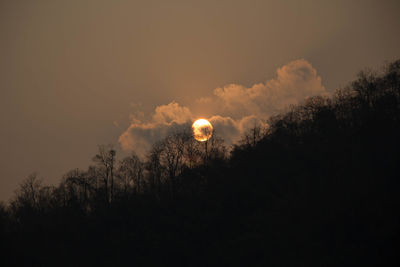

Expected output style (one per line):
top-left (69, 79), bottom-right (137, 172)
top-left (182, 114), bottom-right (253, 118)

top-left (239, 123), bottom-right (265, 148)
top-left (117, 152), bottom-right (144, 196)
top-left (10, 173), bottom-right (42, 212)
top-left (92, 145), bottom-right (116, 203)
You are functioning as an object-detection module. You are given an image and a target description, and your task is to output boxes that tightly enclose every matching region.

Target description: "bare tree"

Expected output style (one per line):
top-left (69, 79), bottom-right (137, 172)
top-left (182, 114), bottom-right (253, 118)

top-left (240, 123), bottom-right (264, 147)
top-left (161, 132), bottom-right (187, 181)
top-left (118, 153), bottom-right (144, 195)
top-left (92, 145), bottom-right (116, 203)
top-left (206, 133), bottom-right (227, 162)
top-left (145, 141), bottom-right (165, 195)
top-left (145, 128), bottom-right (200, 196)
top-left (60, 168), bottom-right (97, 210)
top-left (183, 135), bottom-right (203, 168)
top-left (12, 173), bottom-right (43, 209)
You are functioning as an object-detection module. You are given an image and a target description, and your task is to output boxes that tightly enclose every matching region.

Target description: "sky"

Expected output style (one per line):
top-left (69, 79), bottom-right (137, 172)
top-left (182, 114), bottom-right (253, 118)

top-left (1, 0), bottom-right (399, 201)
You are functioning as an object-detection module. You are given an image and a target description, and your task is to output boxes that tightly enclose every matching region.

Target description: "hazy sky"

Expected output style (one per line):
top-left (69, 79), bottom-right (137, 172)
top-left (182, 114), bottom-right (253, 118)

top-left (1, 0), bottom-right (399, 201)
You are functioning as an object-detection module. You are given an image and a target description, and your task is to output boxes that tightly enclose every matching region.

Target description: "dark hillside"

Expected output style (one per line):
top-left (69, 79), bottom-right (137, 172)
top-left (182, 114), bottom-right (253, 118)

top-left (1, 60), bottom-right (399, 266)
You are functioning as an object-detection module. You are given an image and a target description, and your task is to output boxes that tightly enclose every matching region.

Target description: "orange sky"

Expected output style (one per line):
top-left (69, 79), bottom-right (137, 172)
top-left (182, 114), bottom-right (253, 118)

top-left (1, 0), bottom-right (400, 201)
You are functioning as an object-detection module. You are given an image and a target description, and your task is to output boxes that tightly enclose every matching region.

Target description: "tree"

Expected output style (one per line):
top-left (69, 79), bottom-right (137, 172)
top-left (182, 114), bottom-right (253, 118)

top-left (11, 173), bottom-right (43, 210)
top-left (117, 153), bottom-right (144, 195)
top-left (61, 168), bottom-right (96, 210)
top-left (239, 123), bottom-right (265, 148)
top-left (93, 145), bottom-right (116, 203)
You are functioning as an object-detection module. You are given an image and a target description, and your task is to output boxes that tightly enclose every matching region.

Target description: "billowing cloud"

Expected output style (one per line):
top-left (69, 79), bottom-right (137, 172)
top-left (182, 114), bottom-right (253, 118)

top-left (119, 102), bottom-right (193, 156)
top-left (152, 102), bottom-right (192, 124)
top-left (203, 59), bottom-right (326, 118)
top-left (119, 59), bottom-right (327, 156)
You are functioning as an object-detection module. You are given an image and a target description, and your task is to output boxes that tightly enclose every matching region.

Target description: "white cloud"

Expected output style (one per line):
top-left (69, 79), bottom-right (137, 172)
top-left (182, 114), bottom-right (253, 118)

top-left (152, 101), bottom-right (192, 124)
top-left (119, 102), bottom-right (193, 156)
top-left (119, 59), bottom-right (327, 155)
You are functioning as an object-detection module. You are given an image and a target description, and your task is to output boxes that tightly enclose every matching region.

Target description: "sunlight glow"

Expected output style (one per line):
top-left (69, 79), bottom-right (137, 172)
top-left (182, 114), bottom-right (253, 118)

top-left (192, 119), bottom-right (213, 142)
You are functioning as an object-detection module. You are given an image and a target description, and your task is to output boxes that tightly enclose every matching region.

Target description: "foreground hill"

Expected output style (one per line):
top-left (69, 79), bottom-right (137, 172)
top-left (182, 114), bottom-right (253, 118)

top-left (1, 60), bottom-right (399, 266)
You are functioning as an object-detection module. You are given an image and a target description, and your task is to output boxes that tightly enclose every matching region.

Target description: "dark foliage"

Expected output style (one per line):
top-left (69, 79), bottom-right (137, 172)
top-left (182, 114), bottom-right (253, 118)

top-left (1, 60), bottom-right (400, 266)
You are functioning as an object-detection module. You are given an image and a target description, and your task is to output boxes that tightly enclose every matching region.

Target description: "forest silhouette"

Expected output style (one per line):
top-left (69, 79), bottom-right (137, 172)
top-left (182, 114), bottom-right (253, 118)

top-left (1, 60), bottom-right (399, 266)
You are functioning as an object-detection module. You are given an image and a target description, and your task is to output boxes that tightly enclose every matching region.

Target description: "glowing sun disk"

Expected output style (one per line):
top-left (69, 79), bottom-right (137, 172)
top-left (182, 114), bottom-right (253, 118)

top-left (192, 119), bottom-right (213, 142)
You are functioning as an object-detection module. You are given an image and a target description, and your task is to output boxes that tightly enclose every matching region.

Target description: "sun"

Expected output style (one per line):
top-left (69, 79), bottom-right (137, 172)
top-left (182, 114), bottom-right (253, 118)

top-left (192, 119), bottom-right (213, 142)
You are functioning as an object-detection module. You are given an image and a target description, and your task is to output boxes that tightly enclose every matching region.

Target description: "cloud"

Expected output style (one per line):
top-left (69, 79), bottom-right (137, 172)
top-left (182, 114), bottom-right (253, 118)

top-left (119, 102), bottom-right (193, 156)
top-left (208, 115), bottom-right (241, 143)
top-left (119, 59), bottom-right (327, 156)
top-left (207, 59), bottom-right (326, 118)
top-left (152, 102), bottom-right (192, 124)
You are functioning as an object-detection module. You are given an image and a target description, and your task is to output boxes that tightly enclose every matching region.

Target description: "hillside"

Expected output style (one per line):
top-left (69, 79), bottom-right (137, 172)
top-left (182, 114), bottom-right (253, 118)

top-left (1, 60), bottom-right (399, 266)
